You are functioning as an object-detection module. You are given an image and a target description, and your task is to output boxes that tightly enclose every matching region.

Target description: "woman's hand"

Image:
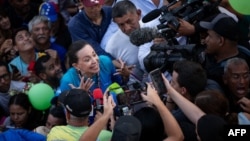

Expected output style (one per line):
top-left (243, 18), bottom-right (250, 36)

top-left (69, 76), bottom-right (94, 91)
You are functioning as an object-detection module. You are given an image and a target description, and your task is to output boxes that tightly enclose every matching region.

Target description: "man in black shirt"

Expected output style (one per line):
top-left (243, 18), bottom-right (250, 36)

top-left (199, 13), bottom-right (250, 90)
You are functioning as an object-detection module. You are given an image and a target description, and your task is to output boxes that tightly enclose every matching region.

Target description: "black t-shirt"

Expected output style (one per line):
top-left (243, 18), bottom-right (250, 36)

top-left (172, 108), bottom-right (198, 141)
top-left (203, 46), bottom-right (250, 92)
top-left (226, 91), bottom-right (250, 113)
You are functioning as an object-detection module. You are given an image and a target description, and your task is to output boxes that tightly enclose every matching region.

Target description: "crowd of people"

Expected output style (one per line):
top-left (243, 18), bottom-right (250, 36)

top-left (0, 0), bottom-right (250, 141)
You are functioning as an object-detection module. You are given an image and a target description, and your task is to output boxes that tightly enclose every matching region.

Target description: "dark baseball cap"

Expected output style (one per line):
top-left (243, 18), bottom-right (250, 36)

top-left (197, 114), bottom-right (227, 141)
top-left (111, 115), bottom-right (142, 141)
top-left (199, 13), bottom-right (239, 41)
top-left (51, 89), bottom-right (92, 117)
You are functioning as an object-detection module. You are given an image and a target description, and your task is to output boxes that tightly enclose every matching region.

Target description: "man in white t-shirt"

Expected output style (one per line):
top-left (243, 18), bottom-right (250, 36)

top-left (105, 0), bottom-right (167, 85)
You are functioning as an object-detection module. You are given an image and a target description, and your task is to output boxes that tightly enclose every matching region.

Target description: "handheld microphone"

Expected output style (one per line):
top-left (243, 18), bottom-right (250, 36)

top-left (108, 82), bottom-right (124, 95)
top-left (93, 88), bottom-right (103, 112)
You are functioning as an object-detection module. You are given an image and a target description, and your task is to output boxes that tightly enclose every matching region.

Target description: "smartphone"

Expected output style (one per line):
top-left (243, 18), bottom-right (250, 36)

top-left (77, 70), bottom-right (88, 82)
top-left (117, 90), bottom-right (144, 106)
top-left (149, 68), bottom-right (167, 95)
top-left (126, 90), bottom-right (144, 105)
top-left (10, 64), bottom-right (19, 74)
top-left (117, 93), bottom-right (128, 106)
top-left (77, 69), bottom-right (82, 78)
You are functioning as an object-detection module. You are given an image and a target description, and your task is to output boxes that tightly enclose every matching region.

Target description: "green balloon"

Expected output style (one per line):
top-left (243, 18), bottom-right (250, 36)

top-left (28, 83), bottom-right (54, 110)
top-left (229, 0), bottom-right (250, 15)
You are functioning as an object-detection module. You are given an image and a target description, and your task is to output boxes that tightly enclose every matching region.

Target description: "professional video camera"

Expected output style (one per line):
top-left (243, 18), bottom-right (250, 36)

top-left (137, 0), bottom-right (222, 73)
top-left (143, 0), bottom-right (221, 37)
top-left (131, 0), bottom-right (216, 46)
top-left (130, 0), bottom-right (222, 46)
top-left (143, 42), bottom-right (196, 73)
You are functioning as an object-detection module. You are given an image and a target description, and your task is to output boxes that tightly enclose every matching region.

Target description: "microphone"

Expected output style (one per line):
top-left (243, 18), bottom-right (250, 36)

top-left (129, 27), bottom-right (169, 46)
top-left (108, 82), bottom-right (124, 95)
top-left (93, 88), bottom-right (103, 112)
top-left (142, 0), bottom-right (180, 23)
top-left (142, 9), bottom-right (161, 23)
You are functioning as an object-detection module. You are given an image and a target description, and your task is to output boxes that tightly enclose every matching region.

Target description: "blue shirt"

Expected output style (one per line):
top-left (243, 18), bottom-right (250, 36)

top-left (9, 53), bottom-right (39, 76)
top-left (60, 55), bottom-right (122, 125)
top-left (68, 6), bottom-right (114, 59)
top-left (35, 42), bottom-right (67, 71)
top-left (0, 129), bottom-right (46, 141)
top-left (60, 55), bottom-right (123, 93)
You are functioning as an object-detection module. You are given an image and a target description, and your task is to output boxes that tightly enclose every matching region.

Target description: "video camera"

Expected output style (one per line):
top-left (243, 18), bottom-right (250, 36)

top-left (141, 0), bottom-right (222, 72)
top-left (143, 42), bottom-right (196, 73)
top-left (143, 0), bottom-right (221, 43)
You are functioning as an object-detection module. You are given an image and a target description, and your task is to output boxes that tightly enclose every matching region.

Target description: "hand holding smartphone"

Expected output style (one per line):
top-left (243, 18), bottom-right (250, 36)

top-left (149, 68), bottom-right (167, 95)
top-left (77, 70), bottom-right (89, 82)
top-left (117, 90), bottom-right (144, 105)
top-left (10, 64), bottom-right (23, 81)
top-left (10, 64), bottom-right (19, 74)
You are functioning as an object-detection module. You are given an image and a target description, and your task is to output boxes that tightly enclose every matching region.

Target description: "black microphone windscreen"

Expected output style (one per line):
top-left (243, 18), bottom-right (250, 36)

top-left (142, 9), bottom-right (161, 23)
top-left (129, 27), bottom-right (157, 46)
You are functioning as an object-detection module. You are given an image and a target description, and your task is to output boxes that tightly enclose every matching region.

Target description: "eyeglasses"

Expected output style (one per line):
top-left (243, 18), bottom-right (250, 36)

top-left (0, 73), bottom-right (10, 80)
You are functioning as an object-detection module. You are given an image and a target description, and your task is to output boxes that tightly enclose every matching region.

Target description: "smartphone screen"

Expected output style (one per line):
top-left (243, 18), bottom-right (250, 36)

top-left (126, 90), bottom-right (144, 105)
top-left (149, 68), bottom-right (167, 95)
top-left (117, 93), bottom-right (128, 106)
top-left (117, 90), bottom-right (144, 106)
top-left (10, 64), bottom-right (19, 74)
top-left (77, 69), bottom-right (82, 78)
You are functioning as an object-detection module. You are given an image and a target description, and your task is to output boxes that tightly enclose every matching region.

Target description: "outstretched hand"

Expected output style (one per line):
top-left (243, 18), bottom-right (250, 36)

top-left (103, 89), bottom-right (116, 118)
top-left (141, 82), bottom-right (161, 105)
top-left (114, 58), bottom-right (135, 77)
top-left (161, 73), bottom-right (175, 94)
top-left (69, 76), bottom-right (94, 91)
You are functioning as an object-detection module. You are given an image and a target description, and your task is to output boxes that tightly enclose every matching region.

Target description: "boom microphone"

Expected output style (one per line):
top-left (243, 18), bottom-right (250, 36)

top-left (142, 0), bottom-right (180, 23)
top-left (129, 27), bottom-right (169, 46)
top-left (142, 9), bottom-right (162, 23)
top-left (93, 88), bottom-right (103, 112)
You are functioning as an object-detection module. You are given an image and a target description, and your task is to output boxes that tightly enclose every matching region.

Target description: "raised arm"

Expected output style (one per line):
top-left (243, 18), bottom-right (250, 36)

top-left (79, 91), bottom-right (115, 141)
top-left (162, 74), bottom-right (205, 125)
top-left (141, 83), bottom-right (184, 141)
